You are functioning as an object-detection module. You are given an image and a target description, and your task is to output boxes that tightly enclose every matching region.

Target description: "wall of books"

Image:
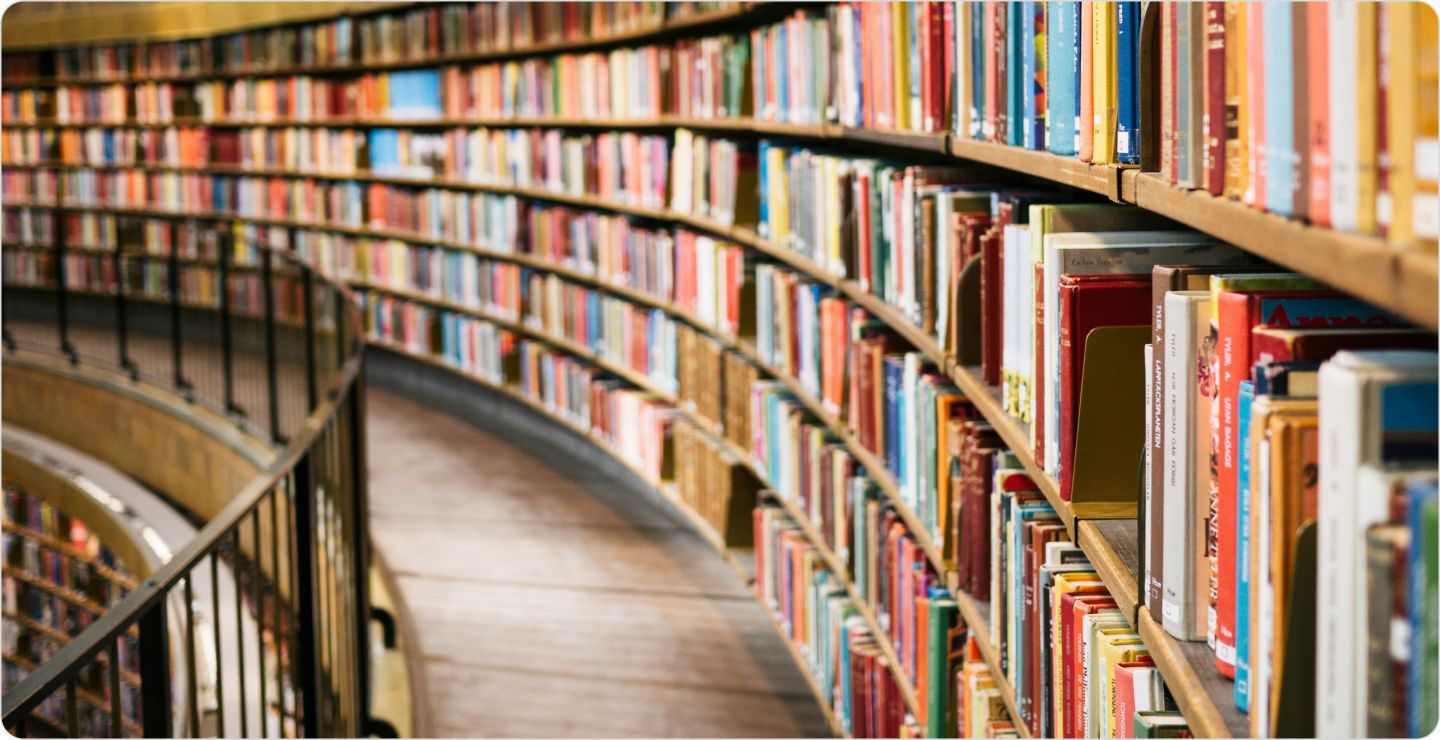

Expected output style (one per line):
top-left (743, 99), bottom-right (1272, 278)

top-left (1, 2), bottom-right (1436, 738)
top-left (2, 484), bottom-right (142, 736)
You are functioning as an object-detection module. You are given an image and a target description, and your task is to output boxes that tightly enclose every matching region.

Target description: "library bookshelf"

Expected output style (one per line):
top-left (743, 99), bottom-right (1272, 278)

top-left (3, 2), bottom-right (1434, 738)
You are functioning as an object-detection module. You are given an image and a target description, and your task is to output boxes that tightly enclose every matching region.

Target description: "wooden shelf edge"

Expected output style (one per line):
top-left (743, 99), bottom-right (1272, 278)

top-left (1131, 172), bottom-right (1437, 330)
top-left (1135, 609), bottom-right (1248, 738)
top-left (1074, 519), bottom-right (1141, 628)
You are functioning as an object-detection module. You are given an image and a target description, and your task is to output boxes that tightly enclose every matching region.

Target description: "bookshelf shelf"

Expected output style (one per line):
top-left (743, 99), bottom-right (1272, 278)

top-left (1074, 519), bottom-right (1141, 628)
top-left (1, 521), bottom-right (140, 590)
top-left (2, 3), bottom-right (768, 86)
top-left (2, 652), bottom-right (143, 736)
top-left (6, 3), bottom-right (1434, 734)
top-left (1136, 610), bottom-right (1249, 738)
top-left (2, 566), bottom-right (109, 616)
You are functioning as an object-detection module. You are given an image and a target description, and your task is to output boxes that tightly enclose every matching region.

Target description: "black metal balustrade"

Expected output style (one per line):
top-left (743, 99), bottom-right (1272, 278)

top-left (0, 210), bottom-right (369, 738)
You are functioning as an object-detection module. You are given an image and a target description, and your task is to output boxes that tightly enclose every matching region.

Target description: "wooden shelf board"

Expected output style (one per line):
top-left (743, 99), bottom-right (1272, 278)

top-left (1132, 172), bottom-right (1437, 329)
top-left (1136, 609), bottom-right (1249, 738)
top-left (1075, 518), bottom-right (1141, 628)
top-left (948, 137), bottom-right (1118, 198)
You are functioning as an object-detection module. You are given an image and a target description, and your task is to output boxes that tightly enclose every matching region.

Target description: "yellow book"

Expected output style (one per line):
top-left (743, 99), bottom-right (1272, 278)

top-left (1419, 2), bottom-right (1440, 246)
top-left (1385, 3), bottom-right (1419, 243)
top-left (827, 157), bottom-right (843, 271)
top-left (766, 146), bottom-right (790, 242)
top-left (893, 1), bottom-right (911, 131)
top-left (1096, 629), bottom-right (1147, 739)
top-left (1356, 4), bottom-right (1380, 234)
top-left (1091, 1), bottom-right (1117, 164)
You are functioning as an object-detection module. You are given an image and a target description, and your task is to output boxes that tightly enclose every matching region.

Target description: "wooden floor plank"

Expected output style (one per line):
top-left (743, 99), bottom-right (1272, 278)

top-left (366, 389), bottom-right (831, 738)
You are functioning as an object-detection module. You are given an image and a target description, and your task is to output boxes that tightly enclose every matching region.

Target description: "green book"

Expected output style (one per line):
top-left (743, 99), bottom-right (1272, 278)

top-left (925, 594), bottom-right (957, 738)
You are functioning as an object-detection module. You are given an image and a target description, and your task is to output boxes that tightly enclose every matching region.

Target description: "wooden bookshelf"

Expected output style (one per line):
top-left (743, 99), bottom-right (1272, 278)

top-left (2, 566), bottom-right (109, 616)
top-left (7, 3), bottom-right (1436, 736)
top-left (2, 652), bottom-right (143, 737)
top-left (0, 522), bottom-right (139, 590)
top-left (952, 592), bottom-right (1031, 739)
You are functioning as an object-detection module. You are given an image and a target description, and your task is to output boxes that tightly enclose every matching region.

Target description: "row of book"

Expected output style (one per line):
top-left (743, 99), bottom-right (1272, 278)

top-left (2, 246), bottom-right (307, 321)
top-left (753, 504), bottom-right (912, 738)
top-left (0, 2), bottom-right (731, 83)
top-left (1, 484), bottom-right (142, 737)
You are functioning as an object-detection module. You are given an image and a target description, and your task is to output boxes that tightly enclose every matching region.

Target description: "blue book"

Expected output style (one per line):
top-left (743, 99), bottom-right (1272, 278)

top-left (1007, 2), bottom-right (1025, 147)
top-left (885, 356), bottom-right (903, 477)
top-left (387, 69), bottom-right (443, 119)
top-left (1234, 379), bottom-right (1255, 712)
top-left (1263, 3), bottom-right (1294, 215)
top-left (776, 24), bottom-right (788, 119)
top-left (1115, 2), bottom-right (1141, 164)
top-left (757, 141), bottom-right (771, 237)
top-left (1408, 478), bottom-right (1439, 738)
top-left (970, 2), bottom-right (986, 139)
top-left (1046, 2), bottom-right (1080, 155)
top-left (368, 129), bottom-right (399, 174)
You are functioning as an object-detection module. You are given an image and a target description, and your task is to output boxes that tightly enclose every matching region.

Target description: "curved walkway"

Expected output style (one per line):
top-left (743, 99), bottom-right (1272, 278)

top-left (365, 386), bottom-right (831, 738)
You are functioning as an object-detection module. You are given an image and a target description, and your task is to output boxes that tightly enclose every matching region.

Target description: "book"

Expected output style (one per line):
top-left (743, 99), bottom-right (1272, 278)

top-left (1315, 350), bottom-right (1439, 737)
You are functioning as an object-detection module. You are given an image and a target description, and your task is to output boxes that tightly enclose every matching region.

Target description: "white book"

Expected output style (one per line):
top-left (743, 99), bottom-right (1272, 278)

top-left (1315, 350), bottom-right (1438, 738)
top-left (1039, 232), bottom-right (1232, 478)
top-left (1001, 224), bottom-right (1024, 416)
top-left (1161, 291), bottom-right (1211, 641)
top-left (1081, 612), bottom-right (1128, 738)
top-left (1143, 341), bottom-right (1155, 601)
top-left (1328, 4), bottom-right (1359, 232)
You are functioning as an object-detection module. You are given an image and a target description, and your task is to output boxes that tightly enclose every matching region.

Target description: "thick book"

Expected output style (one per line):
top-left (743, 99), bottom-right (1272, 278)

top-left (1115, 1), bottom-right (1141, 165)
top-left (1160, 290), bottom-right (1212, 642)
top-left (1316, 351), bottom-right (1439, 737)
top-left (1201, 1), bottom-right (1225, 195)
top-left (1215, 289), bottom-right (1403, 678)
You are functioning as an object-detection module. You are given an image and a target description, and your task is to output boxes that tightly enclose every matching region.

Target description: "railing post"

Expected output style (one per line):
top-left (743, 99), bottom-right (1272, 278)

top-left (54, 211), bottom-right (77, 365)
top-left (138, 601), bottom-right (172, 738)
top-left (291, 454), bottom-right (322, 739)
top-left (169, 237), bottom-right (190, 395)
top-left (262, 245), bottom-right (283, 444)
top-left (220, 231), bottom-right (239, 415)
top-left (114, 248), bottom-right (137, 379)
top-left (348, 386), bottom-right (371, 731)
top-left (303, 265), bottom-right (318, 409)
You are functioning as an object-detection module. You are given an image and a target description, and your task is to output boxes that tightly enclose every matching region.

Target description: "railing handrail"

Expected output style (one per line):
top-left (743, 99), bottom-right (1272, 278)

top-left (0, 240), bottom-right (367, 728)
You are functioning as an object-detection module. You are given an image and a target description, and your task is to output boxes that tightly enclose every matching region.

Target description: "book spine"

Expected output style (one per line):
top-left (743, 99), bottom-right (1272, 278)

top-left (1329, 2), bottom-right (1359, 231)
top-left (1245, 2), bottom-right (1265, 209)
top-left (1203, 1), bottom-right (1225, 195)
top-left (1161, 292), bottom-right (1208, 641)
top-left (1046, 1), bottom-right (1080, 156)
top-left (1307, 3), bottom-right (1332, 227)
top-left (1263, 2), bottom-right (1294, 217)
top-left (1115, 1), bottom-right (1139, 164)
top-left (1078, 1), bottom-right (1094, 161)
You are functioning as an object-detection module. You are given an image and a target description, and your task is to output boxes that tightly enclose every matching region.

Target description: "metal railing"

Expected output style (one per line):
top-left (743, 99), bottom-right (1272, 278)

top-left (1, 210), bottom-right (368, 738)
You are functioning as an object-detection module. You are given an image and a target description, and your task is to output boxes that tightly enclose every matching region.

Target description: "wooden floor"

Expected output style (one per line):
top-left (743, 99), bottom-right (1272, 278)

top-left (364, 388), bottom-right (832, 738)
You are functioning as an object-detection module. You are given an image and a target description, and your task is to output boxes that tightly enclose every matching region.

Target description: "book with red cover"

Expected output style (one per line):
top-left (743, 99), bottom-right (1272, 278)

top-left (1306, 3), bottom-right (1331, 226)
top-left (1203, 1), bottom-right (1226, 195)
top-left (979, 224), bottom-right (1004, 385)
top-left (1212, 289), bottom-right (1403, 676)
top-left (959, 419), bottom-right (1002, 596)
top-left (1057, 274), bottom-right (1152, 501)
top-left (1064, 593), bottom-right (1119, 737)
top-left (1114, 656), bottom-right (1159, 738)
top-left (1250, 326), bottom-right (1433, 365)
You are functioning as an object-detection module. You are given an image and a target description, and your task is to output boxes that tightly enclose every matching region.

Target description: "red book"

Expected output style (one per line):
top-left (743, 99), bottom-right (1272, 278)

top-left (1203, 2), bottom-right (1226, 195)
top-left (1079, 1), bottom-right (1094, 160)
top-left (979, 226), bottom-right (1004, 385)
top-left (1064, 593), bottom-right (1118, 737)
top-left (960, 420), bottom-right (1002, 596)
top-left (1057, 274), bottom-right (1151, 501)
top-left (1212, 289), bottom-right (1403, 676)
top-left (1024, 520), bottom-right (1067, 734)
top-left (1307, 3), bottom-right (1331, 226)
top-left (1251, 326), bottom-right (1433, 365)
top-left (1113, 657), bottom-right (1158, 738)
